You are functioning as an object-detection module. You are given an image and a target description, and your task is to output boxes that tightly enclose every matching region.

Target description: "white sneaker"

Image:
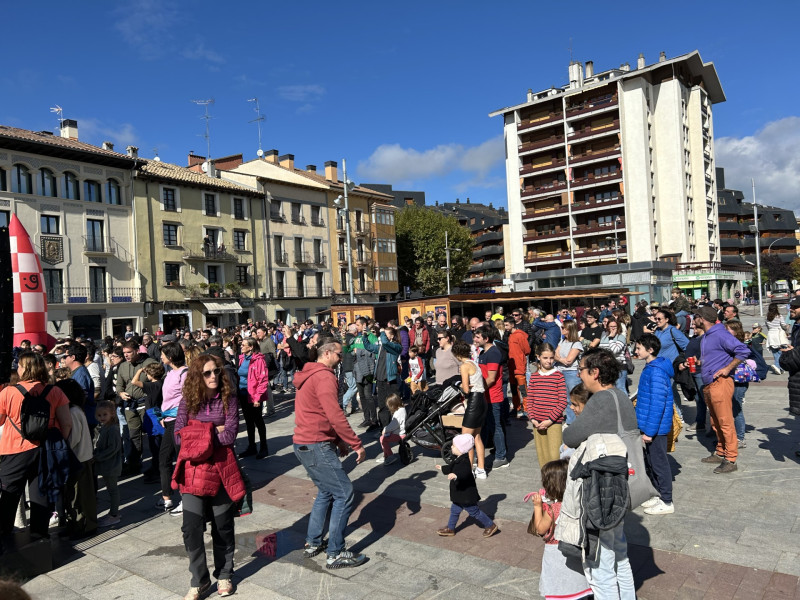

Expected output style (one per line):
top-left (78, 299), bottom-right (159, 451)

top-left (644, 499), bottom-right (674, 515)
top-left (170, 501), bottom-right (183, 516)
top-left (474, 468), bottom-right (487, 480)
top-left (375, 456), bottom-right (386, 464)
top-left (49, 511), bottom-right (59, 527)
top-left (640, 496), bottom-right (661, 509)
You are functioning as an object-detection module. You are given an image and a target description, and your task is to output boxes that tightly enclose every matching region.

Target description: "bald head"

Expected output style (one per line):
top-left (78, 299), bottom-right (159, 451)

top-left (468, 317), bottom-right (481, 330)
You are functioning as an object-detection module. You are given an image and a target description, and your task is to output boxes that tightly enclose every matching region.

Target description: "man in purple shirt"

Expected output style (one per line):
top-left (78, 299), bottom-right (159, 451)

top-left (693, 306), bottom-right (749, 473)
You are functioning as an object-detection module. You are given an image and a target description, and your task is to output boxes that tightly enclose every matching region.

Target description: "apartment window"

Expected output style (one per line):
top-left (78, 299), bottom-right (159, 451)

top-left (165, 263), bottom-right (181, 285)
top-left (275, 271), bottom-right (285, 297)
top-left (43, 269), bottom-right (63, 304)
top-left (270, 199), bottom-right (282, 220)
top-left (358, 269), bottom-right (366, 291)
top-left (207, 265), bottom-right (219, 284)
top-left (294, 237), bottom-right (304, 261)
top-left (291, 203), bottom-right (304, 224)
top-left (233, 197), bottom-right (245, 219)
top-left (0, 168), bottom-right (6, 191)
top-left (296, 272), bottom-right (305, 295)
top-left (313, 239), bottom-right (323, 263)
top-left (89, 266), bottom-right (106, 303)
top-left (204, 193), bottom-right (217, 216)
top-left (311, 205), bottom-right (323, 226)
top-left (163, 187), bottom-right (177, 211)
top-left (40, 215), bottom-right (60, 234)
top-left (11, 165), bottom-right (32, 194)
top-left (163, 223), bottom-right (179, 246)
top-left (774, 214), bottom-right (784, 222)
top-left (63, 172), bottom-right (80, 199)
top-left (315, 272), bottom-right (324, 296)
top-left (39, 169), bottom-right (57, 197)
top-left (340, 268), bottom-right (348, 291)
top-left (233, 230), bottom-right (246, 251)
top-left (0, 210), bottom-right (9, 228)
top-left (86, 219), bottom-right (104, 252)
top-left (106, 180), bottom-right (121, 205)
top-left (355, 210), bottom-right (363, 231)
top-left (84, 180), bottom-right (101, 202)
top-left (236, 265), bottom-right (249, 285)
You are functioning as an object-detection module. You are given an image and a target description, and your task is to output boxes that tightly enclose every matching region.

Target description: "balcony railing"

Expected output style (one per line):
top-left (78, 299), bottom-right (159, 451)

top-left (518, 135), bottom-right (564, 154)
top-left (570, 170), bottom-right (623, 190)
top-left (567, 119), bottom-right (620, 141)
top-left (294, 251), bottom-right (311, 265)
top-left (273, 285), bottom-right (334, 299)
top-left (291, 215), bottom-right (307, 225)
top-left (565, 96), bottom-right (618, 119)
top-left (475, 230), bottom-right (503, 245)
top-left (520, 157), bottom-right (566, 176)
top-left (518, 112), bottom-right (563, 131)
top-left (83, 236), bottom-right (115, 255)
top-left (313, 255), bottom-right (327, 268)
top-left (338, 250), bottom-right (347, 262)
top-left (48, 286), bottom-right (142, 304)
top-left (311, 216), bottom-right (325, 227)
top-left (270, 212), bottom-right (286, 223)
top-left (182, 243), bottom-right (241, 263)
top-left (336, 220), bottom-right (346, 232)
top-left (473, 244), bottom-right (504, 258)
top-left (356, 254), bottom-right (372, 265)
top-left (569, 146), bottom-right (621, 166)
top-left (275, 252), bottom-right (289, 264)
top-left (521, 180), bottom-right (567, 199)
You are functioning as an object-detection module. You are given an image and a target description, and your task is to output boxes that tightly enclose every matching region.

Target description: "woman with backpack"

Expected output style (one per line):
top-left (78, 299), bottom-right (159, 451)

top-left (0, 352), bottom-right (73, 539)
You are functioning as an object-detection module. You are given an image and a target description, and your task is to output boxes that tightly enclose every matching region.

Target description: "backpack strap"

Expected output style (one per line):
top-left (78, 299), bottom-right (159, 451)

top-left (7, 384), bottom-right (30, 436)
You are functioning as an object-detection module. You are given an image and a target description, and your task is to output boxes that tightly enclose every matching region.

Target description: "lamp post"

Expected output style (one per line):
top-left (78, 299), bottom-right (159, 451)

top-left (613, 215), bottom-right (621, 264)
top-left (444, 230), bottom-right (452, 295)
top-left (768, 237), bottom-right (790, 254)
top-left (334, 159), bottom-right (356, 303)
top-left (752, 179), bottom-right (763, 317)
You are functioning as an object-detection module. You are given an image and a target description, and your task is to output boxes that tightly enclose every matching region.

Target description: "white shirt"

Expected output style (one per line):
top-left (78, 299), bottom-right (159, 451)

top-left (384, 407), bottom-right (406, 436)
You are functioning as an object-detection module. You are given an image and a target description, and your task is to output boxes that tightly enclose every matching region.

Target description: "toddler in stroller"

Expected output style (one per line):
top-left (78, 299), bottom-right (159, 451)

top-left (399, 382), bottom-right (465, 465)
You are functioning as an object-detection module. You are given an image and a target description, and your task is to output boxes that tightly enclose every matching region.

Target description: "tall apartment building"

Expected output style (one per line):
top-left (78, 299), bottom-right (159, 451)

top-left (491, 51), bottom-right (725, 281)
top-left (0, 122), bottom-right (141, 339)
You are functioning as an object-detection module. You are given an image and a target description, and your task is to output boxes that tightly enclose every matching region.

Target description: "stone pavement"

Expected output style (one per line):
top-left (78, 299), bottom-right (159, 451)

top-left (22, 309), bottom-right (800, 599)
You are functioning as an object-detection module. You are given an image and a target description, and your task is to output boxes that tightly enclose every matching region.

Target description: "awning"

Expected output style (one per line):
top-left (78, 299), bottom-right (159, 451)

top-left (201, 300), bottom-right (244, 315)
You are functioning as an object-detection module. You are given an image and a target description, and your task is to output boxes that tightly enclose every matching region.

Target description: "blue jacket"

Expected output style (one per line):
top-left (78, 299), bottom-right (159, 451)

top-left (635, 356), bottom-right (674, 437)
top-left (654, 326), bottom-right (688, 363)
top-left (364, 332), bottom-right (402, 382)
top-left (534, 319), bottom-right (561, 349)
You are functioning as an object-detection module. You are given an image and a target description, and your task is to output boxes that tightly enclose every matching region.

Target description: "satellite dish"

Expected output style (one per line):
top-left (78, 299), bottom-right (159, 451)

top-left (201, 161), bottom-right (209, 173)
top-left (154, 156), bottom-right (162, 162)
top-left (257, 149), bottom-right (264, 157)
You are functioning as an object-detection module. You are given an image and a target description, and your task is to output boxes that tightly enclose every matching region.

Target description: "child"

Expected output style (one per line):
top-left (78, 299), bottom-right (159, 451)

top-left (407, 345), bottom-right (427, 395)
top-left (435, 434), bottom-right (498, 538)
top-left (526, 459), bottom-right (592, 600)
top-left (748, 324), bottom-right (765, 357)
top-left (132, 362), bottom-right (165, 483)
top-left (559, 383), bottom-right (590, 461)
top-left (634, 333), bottom-right (674, 515)
top-left (376, 394), bottom-right (406, 464)
top-left (94, 400), bottom-right (123, 527)
top-left (526, 343), bottom-right (567, 468)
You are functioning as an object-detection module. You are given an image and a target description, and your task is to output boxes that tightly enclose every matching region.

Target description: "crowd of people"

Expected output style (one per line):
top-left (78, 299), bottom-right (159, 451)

top-left (1, 286), bottom-right (798, 599)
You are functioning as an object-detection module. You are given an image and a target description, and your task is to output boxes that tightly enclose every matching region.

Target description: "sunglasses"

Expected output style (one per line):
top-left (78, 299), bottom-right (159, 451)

top-left (203, 367), bottom-right (222, 378)
top-left (437, 336), bottom-right (446, 340)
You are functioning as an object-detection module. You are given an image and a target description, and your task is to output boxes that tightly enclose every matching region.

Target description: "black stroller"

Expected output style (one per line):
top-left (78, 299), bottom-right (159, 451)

top-left (398, 381), bottom-right (465, 465)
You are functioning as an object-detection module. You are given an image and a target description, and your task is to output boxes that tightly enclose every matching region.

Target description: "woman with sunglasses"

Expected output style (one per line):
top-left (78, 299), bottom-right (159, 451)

top-left (237, 338), bottom-right (269, 459)
top-left (174, 354), bottom-right (241, 599)
top-left (600, 319), bottom-right (628, 392)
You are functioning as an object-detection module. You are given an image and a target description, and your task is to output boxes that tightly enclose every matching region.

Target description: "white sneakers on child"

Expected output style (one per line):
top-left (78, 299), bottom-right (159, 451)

top-left (375, 455), bottom-right (397, 465)
top-left (473, 467), bottom-right (487, 480)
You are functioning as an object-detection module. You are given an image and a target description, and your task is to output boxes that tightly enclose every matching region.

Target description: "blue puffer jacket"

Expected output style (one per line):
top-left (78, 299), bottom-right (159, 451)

top-left (635, 356), bottom-right (674, 437)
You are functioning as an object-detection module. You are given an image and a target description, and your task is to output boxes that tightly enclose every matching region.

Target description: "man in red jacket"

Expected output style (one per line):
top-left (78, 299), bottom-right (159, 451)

top-left (293, 336), bottom-right (367, 569)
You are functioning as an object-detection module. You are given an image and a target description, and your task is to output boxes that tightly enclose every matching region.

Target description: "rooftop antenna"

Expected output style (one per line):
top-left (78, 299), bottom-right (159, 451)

top-left (153, 147), bottom-right (161, 162)
top-left (247, 98), bottom-right (265, 157)
top-left (568, 37), bottom-right (574, 63)
top-left (49, 105), bottom-right (65, 131)
top-left (191, 98), bottom-right (214, 174)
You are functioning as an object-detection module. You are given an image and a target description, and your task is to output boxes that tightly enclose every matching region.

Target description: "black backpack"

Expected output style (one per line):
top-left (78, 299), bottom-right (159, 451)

top-left (9, 384), bottom-right (53, 442)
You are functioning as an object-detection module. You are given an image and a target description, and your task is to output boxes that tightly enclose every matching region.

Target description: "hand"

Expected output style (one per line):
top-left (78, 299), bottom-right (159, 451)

top-left (336, 440), bottom-right (350, 457)
top-left (447, 473), bottom-right (457, 480)
top-left (712, 368), bottom-right (729, 380)
top-left (642, 434), bottom-right (653, 443)
top-left (435, 464), bottom-right (442, 470)
top-left (538, 420), bottom-right (552, 430)
top-left (530, 420), bottom-right (540, 429)
top-left (119, 392), bottom-right (130, 400)
top-left (678, 362), bottom-right (686, 371)
top-left (355, 447), bottom-right (366, 464)
top-left (531, 492), bottom-right (543, 507)
top-left (216, 425), bottom-right (225, 434)
top-left (253, 401), bottom-right (261, 408)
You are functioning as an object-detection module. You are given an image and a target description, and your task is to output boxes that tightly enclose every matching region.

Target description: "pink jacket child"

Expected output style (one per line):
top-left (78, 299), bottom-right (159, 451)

top-left (239, 352), bottom-right (270, 405)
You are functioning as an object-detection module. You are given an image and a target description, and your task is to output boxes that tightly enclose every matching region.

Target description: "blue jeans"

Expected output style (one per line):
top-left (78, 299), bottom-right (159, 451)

top-left (692, 373), bottom-right (706, 427)
top-left (447, 503), bottom-right (493, 530)
top-left (293, 442), bottom-right (354, 556)
top-left (732, 383), bottom-right (747, 441)
top-left (583, 524), bottom-right (636, 599)
top-left (772, 349), bottom-right (783, 371)
top-left (615, 370), bottom-right (628, 395)
top-left (342, 371), bottom-right (358, 409)
top-left (562, 370), bottom-right (581, 424)
top-left (483, 402), bottom-right (508, 461)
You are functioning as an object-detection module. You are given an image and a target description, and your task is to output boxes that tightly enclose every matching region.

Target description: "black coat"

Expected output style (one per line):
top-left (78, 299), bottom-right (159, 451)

top-left (441, 453), bottom-right (480, 506)
top-left (779, 347), bottom-right (800, 415)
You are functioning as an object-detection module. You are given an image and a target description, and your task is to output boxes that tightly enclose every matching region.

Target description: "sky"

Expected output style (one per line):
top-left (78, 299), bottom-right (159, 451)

top-left (2, 1), bottom-right (799, 213)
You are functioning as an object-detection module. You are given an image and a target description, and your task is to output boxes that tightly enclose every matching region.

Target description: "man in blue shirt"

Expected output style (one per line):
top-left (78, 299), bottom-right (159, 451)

top-left (65, 342), bottom-right (96, 431)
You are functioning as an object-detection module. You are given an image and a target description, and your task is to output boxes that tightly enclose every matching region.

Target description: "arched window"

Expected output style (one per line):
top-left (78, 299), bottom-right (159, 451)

top-left (84, 180), bottom-right (101, 203)
top-left (106, 180), bottom-right (121, 205)
top-left (11, 164), bottom-right (32, 194)
top-left (39, 169), bottom-right (57, 197)
top-left (63, 172), bottom-right (80, 200)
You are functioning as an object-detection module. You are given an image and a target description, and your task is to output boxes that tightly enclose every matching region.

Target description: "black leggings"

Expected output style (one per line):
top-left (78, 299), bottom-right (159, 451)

top-left (159, 420), bottom-right (177, 498)
top-left (182, 489), bottom-right (235, 587)
top-left (240, 395), bottom-right (266, 448)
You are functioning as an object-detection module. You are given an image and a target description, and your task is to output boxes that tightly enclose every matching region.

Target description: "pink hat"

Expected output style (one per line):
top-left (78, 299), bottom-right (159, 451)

top-left (453, 434), bottom-right (474, 454)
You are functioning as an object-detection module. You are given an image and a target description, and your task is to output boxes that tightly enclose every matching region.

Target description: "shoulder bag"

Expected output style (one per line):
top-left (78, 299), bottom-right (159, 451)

top-left (610, 388), bottom-right (658, 509)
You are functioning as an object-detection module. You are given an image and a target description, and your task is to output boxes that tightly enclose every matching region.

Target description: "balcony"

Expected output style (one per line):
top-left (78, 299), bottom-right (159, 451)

top-left (354, 222), bottom-right (370, 237)
top-left (520, 157), bottom-right (566, 177)
top-left (570, 170), bottom-right (623, 191)
top-left (49, 286), bottom-right (142, 304)
top-left (518, 112), bottom-right (563, 133)
top-left (338, 250), bottom-right (348, 262)
top-left (567, 119), bottom-right (620, 142)
top-left (182, 243), bottom-right (241, 263)
top-left (565, 96), bottom-right (618, 119)
top-left (523, 247), bottom-right (625, 266)
top-left (275, 252), bottom-right (289, 265)
top-left (83, 236), bottom-right (116, 255)
top-left (469, 259), bottom-right (505, 273)
top-left (291, 214), bottom-right (307, 226)
top-left (356, 254), bottom-right (372, 266)
top-left (569, 146), bottom-right (621, 167)
top-left (570, 195), bottom-right (625, 215)
top-left (336, 220), bottom-right (346, 233)
top-left (270, 212), bottom-right (286, 223)
top-left (310, 216), bottom-right (325, 227)
top-left (522, 203), bottom-right (570, 221)
top-left (519, 135), bottom-right (564, 155)
top-left (475, 230), bottom-right (503, 245)
top-left (312, 254), bottom-right (327, 268)
top-left (294, 251), bottom-right (312, 265)
top-left (273, 285), bottom-right (333, 299)
top-left (473, 244), bottom-right (504, 258)
top-left (521, 179), bottom-right (567, 200)
top-left (523, 228), bottom-right (570, 243)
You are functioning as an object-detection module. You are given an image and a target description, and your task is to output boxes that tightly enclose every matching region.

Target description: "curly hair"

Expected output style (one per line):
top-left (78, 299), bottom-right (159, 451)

top-left (182, 354), bottom-right (232, 418)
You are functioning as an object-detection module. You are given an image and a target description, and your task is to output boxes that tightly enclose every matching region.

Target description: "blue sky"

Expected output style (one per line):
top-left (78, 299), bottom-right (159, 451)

top-left (2, 1), bottom-right (799, 212)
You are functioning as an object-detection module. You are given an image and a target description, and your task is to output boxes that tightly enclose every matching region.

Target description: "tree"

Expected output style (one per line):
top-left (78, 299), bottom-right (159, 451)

top-left (396, 206), bottom-right (474, 296)
top-left (790, 257), bottom-right (800, 285)
top-left (760, 254), bottom-right (791, 284)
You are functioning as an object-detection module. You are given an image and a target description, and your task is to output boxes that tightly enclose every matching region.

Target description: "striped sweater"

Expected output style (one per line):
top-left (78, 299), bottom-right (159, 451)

top-left (526, 369), bottom-right (567, 424)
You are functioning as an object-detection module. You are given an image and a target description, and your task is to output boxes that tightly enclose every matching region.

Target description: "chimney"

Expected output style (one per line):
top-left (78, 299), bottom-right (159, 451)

top-left (187, 152), bottom-right (205, 168)
top-left (568, 61), bottom-right (584, 89)
top-left (435, 200), bottom-right (439, 206)
top-left (527, 88), bottom-right (533, 102)
top-left (60, 119), bottom-right (78, 140)
top-left (102, 141), bottom-right (114, 151)
top-left (659, 51), bottom-right (666, 63)
top-left (279, 154), bottom-right (295, 170)
top-left (213, 154), bottom-right (243, 171)
top-left (585, 61), bottom-right (594, 77)
top-left (620, 63), bottom-right (630, 72)
top-left (324, 160), bottom-right (338, 182)
top-left (261, 149), bottom-right (277, 164)
top-left (455, 198), bottom-right (459, 204)
top-left (306, 164), bottom-right (317, 173)
top-left (126, 145), bottom-right (138, 158)
top-left (466, 197), bottom-right (470, 204)
top-left (637, 53), bottom-right (645, 69)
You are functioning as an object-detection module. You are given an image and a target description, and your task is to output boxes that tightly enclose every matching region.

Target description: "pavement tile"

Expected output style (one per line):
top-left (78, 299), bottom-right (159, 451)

top-left (484, 564), bottom-right (542, 599)
top-left (701, 581), bottom-right (742, 600)
top-left (81, 573), bottom-right (175, 600)
top-left (22, 575), bottom-right (85, 600)
top-left (47, 560), bottom-right (131, 595)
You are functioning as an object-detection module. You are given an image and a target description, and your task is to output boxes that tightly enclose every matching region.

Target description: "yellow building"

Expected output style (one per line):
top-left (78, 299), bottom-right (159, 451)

top-left (133, 158), bottom-right (266, 332)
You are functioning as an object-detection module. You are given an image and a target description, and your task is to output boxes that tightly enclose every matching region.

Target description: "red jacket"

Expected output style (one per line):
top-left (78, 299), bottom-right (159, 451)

top-left (508, 329), bottom-right (531, 376)
top-left (412, 326), bottom-right (430, 354)
top-left (172, 420), bottom-right (245, 501)
top-left (239, 351), bottom-right (269, 405)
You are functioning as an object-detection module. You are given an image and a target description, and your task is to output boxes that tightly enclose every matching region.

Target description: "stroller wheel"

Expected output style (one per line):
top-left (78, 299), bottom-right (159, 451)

top-left (441, 442), bottom-right (455, 464)
top-left (399, 442), bottom-right (413, 465)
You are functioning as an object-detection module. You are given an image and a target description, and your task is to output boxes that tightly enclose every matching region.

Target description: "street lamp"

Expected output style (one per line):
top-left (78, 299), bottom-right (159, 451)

top-left (752, 179), bottom-right (764, 317)
top-left (768, 237), bottom-right (790, 254)
top-left (613, 215), bottom-right (621, 264)
top-left (334, 159), bottom-right (356, 304)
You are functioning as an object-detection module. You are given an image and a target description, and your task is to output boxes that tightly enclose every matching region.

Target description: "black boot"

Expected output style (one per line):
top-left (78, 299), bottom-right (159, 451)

top-left (256, 442), bottom-right (269, 459)
top-left (239, 445), bottom-right (257, 458)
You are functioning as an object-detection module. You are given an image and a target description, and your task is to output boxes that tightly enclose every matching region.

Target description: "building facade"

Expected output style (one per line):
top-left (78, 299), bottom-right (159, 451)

top-left (0, 122), bottom-right (142, 339)
top-left (491, 51), bottom-right (724, 284)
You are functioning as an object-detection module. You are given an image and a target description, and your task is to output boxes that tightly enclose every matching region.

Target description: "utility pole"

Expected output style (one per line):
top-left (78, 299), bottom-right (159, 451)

top-left (753, 179), bottom-right (764, 317)
top-left (445, 230), bottom-right (452, 295)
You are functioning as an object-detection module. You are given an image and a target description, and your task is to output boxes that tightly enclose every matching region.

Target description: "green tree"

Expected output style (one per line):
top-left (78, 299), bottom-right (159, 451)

top-left (396, 206), bottom-right (474, 296)
top-left (790, 257), bottom-right (800, 284)
top-left (760, 254), bottom-right (791, 284)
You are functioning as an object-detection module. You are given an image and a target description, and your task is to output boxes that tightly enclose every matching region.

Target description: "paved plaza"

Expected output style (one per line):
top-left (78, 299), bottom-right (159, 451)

top-left (21, 309), bottom-right (800, 599)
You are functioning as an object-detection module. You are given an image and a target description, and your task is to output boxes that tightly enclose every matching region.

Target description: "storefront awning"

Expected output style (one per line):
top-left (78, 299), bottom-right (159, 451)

top-left (201, 300), bottom-right (244, 315)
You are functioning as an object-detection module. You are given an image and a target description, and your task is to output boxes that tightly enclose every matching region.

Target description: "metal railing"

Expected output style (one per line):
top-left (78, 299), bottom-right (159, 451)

top-left (182, 243), bottom-right (241, 263)
top-left (83, 236), bottom-right (115, 254)
top-left (48, 286), bottom-right (142, 304)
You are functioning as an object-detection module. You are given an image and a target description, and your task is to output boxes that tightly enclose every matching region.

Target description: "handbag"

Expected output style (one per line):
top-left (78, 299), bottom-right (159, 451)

top-left (669, 328), bottom-right (692, 387)
top-left (610, 388), bottom-right (658, 509)
top-left (143, 407), bottom-right (165, 436)
top-left (624, 345), bottom-right (635, 374)
top-left (733, 361), bottom-right (760, 383)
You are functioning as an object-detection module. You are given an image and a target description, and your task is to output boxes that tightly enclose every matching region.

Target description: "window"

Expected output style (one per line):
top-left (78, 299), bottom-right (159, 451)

top-left (0, 210), bottom-right (9, 228)
top-left (163, 223), bottom-right (179, 246)
top-left (294, 237), bottom-right (304, 261)
top-left (43, 269), bottom-right (63, 304)
top-left (207, 265), bottom-right (219, 284)
top-left (165, 263), bottom-right (181, 285)
top-left (315, 272), bottom-right (324, 296)
top-left (39, 169), bottom-right (57, 197)
top-left (291, 203), bottom-right (304, 224)
top-left (233, 197), bottom-right (245, 219)
top-left (233, 230), bottom-right (246, 251)
top-left (375, 238), bottom-right (396, 253)
top-left (270, 199), bottom-right (282, 220)
top-left (163, 187), bottom-right (177, 211)
top-left (63, 172), bottom-right (80, 199)
top-left (311, 205), bottom-right (323, 226)
top-left (86, 219), bottom-right (104, 252)
top-left (204, 193), bottom-right (217, 216)
top-left (274, 235), bottom-right (285, 262)
top-left (340, 267), bottom-right (348, 291)
top-left (89, 266), bottom-right (106, 302)
top-left (313, 239), bottom-right (323, 263)
top-left (355, 209), bottom-right (363, 231)
top-left (40, 215), bottom-right (60, 234)
top-left (0, 168), bottom-right (6, 191)
top-left (106, 180), bottom-right (121, 205)
top-left (296, 272), bottom-right (305, 295)
top-left (11, 165), bottom-right (32, 194)
top-left (84, 180), bottom-right (101, 202)
top-left (236, 265), bottom-right (249, 285)
top-left (275, 271), bottom-right (285, 297)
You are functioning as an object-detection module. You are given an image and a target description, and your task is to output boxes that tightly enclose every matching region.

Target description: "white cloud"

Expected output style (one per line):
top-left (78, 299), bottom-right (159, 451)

top-left (277, 85), bottom-right (325, 102)
top-left (356, 135), bottom-right (504, 184)
top-left (76, 118), bottom-right (138, 149)
top-left (113, 1), bottom-right (178, 60)
top-left (715, 117), bottom-right (800, 213)
top-left (181, 43), bottom-right (225, 64)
